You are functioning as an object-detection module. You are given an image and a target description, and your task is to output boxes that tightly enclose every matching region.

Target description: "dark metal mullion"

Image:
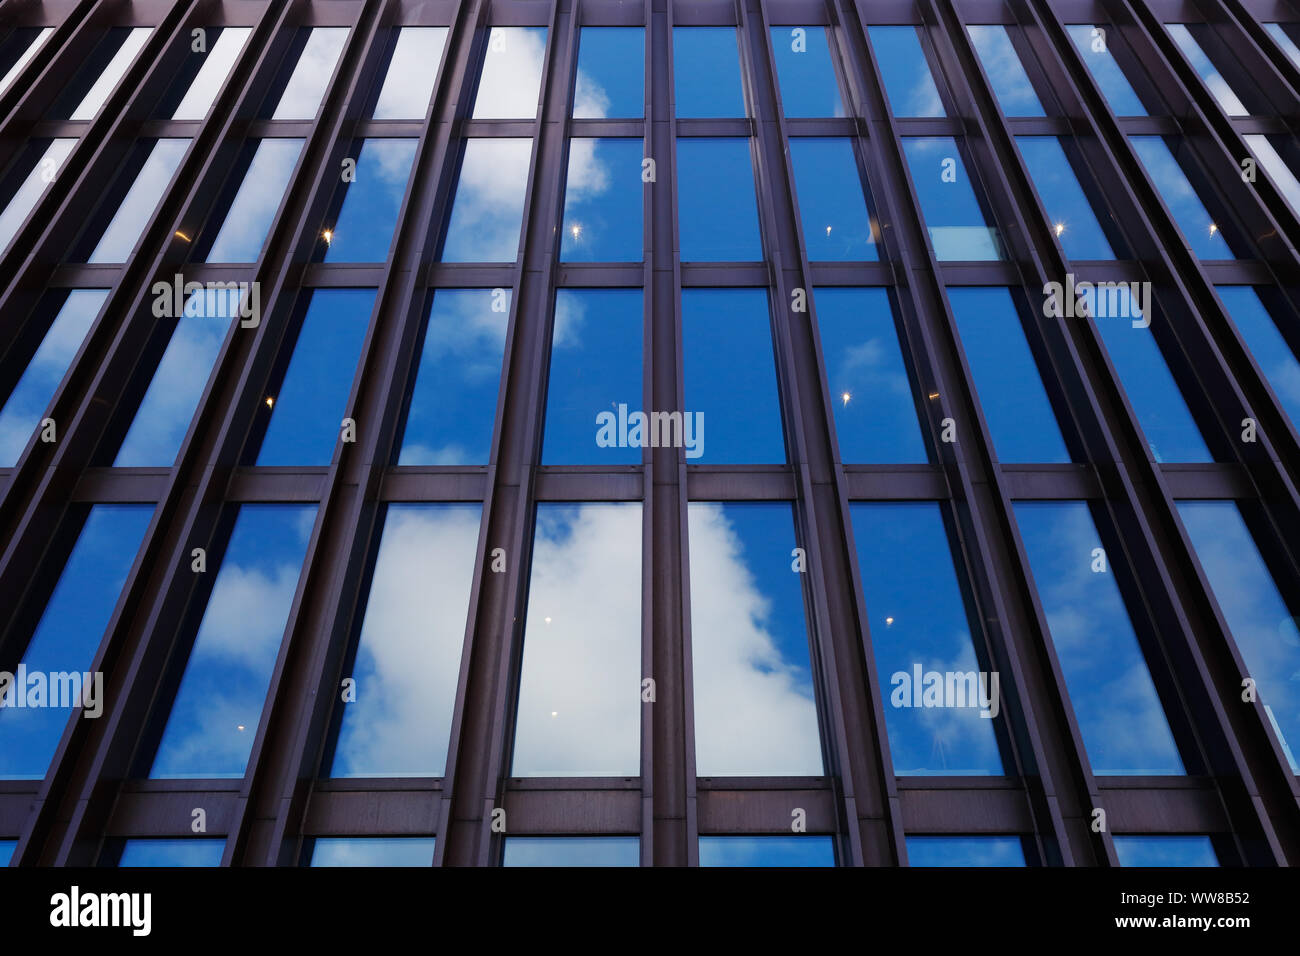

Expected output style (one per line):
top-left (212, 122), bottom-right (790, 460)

top-left (0, 0), bottom-right (97, 139)
top-left (1227, 0), bottom-right (1300, 101)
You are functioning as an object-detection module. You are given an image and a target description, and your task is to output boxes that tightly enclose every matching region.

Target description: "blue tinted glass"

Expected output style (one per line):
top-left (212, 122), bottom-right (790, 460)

top-left (1167, 25), bottom-right (1248, 116)
top-left (512, 504), bottom-right (641, 776)
top-left (503, 837), bottom-right (639, 867)
top-left (0, 506), bottom-right (152, 779)
top-left (1082, 285), bottom-right (1212, 462)
top-left (1013, 502), bottom-right (1184, 774)
top-left (673, 28), bottom-right (745, 117)
top-left (321, 139), bottom-right (416, 262)
top-left (86, 139), bottom-right (190, 263)
top-left (0, 290), bottom-right (106, 465)
top-left (0, 841), bottom-right (13, 865)
top-left (1177, 501), bottom-right (1300, 771)
top-left (574, 27), bottom-right (643, 118)
top-left (116, 839), bottom-right (224, 866)
top-left (114, 288), bottom-right (238, 466)
top-left (676, 139), bottom-right (762, 261)
top-left (815, 288), bottom-right (926, 462)
top-left (148, 504), bottom-right (316, 778)
top-left (544, 289), bottom-right (642, 464)
top-left (688, 503), bottom-right (822, 776)
top-left (770, 26), bottom-right (844, 117)
top-left (907, 836), bottom-right (1027, 866)
top-left (1129, 137), bottom-right (1236, 259)
top-left (681, 288), bottom-right (784, 464)
top-left (560, 138), bottom-right (643, 262)
top-left (1016, 137), bottom-right (1115, 259)
top-left (901, 138), bottom-right (1004, 260)
top-left (440, 139), bottom-right (532, 262)
top-left (205, 138), bottom-right (303, 262)
top-left (472, 27), bottom-right (547, 119)
top-left (1217, 286), bottom-right (1300, 428)
top-left (371, 28), bottom-right (448, 120)
top-left (850, 503), bottom-right (1005, 775)
top-left (869, 26), bottom-right (945, 117)
top-left (789, 139), bottom-right (878, 261)
top-left (1114, 835), bottom-right (1219, 867)
top-left (1067, 25), bottom-right (1148, 116)
top-left (699, 836), bottom-right (835, 867)
top-left (310, 838), bottom-right (436, 866)
top-left (1265, 23), bottom-right (1300, 71)
top-left (399, 289), bottom-right (508, 465)
top-left (327, 504), bottom-right (481, 777)
top-left (967, 25), bottom-right (1045, 116)
top-left (256, 289), bottom-right (373, 466)
top-left (948, 287), bottom-right (1070, 462)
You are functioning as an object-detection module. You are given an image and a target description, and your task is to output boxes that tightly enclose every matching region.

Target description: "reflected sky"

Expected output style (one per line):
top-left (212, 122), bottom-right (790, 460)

top-left (322, 138), bottom-right (417, 263)
top-left (1177, 501), bottom-right (1300, 770)
top-left (503, 837), bottom-right (639, 866)
top-left (0, 841), bottom-right (13, 866)
top-left (1265, 23), bottom-right (1300, 71)
top-left (907, 836), bottom-right (1027, 866)
top-left (1243, 135), bottom-right (1300, 218)
top-left (512, 504), bottom-right (642, 776)
top-left (0, 139), bottom-right (76, 256)
top-left (543, 289), bottom-right (642, 464)
top-left (68, 28), bottom-right (152, 120)
top-left (901, 138), bottom-right (1003, 260)
top-left (1129, 136), bottom-right (1237, 259)
top-left (472, 27), bottom-right (547, 119)
top-left (673, 28), bottom-right (746, 118)
top-left (560, 138), bottom-right (643, 262)
top-left (86, 139), bottom-right (190, 264)
top-left (310, 838), bottom-right (436, 866)
top-left (0, 290), bottom-right (107, 465)
top-left (116, 839), bottom-right (225, 866)
top-left (256, 289), bottom-right (373, 466)
top-left (270, 28), bottom-right (348, 120)
top-left (1013, 501), bottom-right (1185, 774)
top-left (1067, 25), bottom-right (1148, 116)
top-left (948, 286), bottom-right (1071, 463)
top-left (1217, 286), bottom-right (1300, 428)
top-left (681, 288), bottom-right (785, 464)
top-left (851, 503), bottom-right (1005, 775)
top-left (371, 27), bottom-right (447, 120)
top-left (172, 27), bottom-right (250, 120)
top-left (1114, 835), bottom-right (1219, 867)
top-left (1167, 25), bottom-right (1247, 116)
top-left (967, 25), bottom-right (1045, 117)
top-left (770, 26), bottom-right (845, 118)
top-left (815, 287), bottom-right (926, 463)
top-left (205, 138), bottom-right (303, 262)
top-left (326, 504), bottom-right (482, 777)
top-left (574, 27), bottom-right (643, 118)
top-left (788, 139), bottom-right (878, 261)
top-left (0, 505), bottom-right (152, 779)
top-left (869, 26), bottom-right (945, 117)
top-left (148, 504), bottom-right (316, 779)
top-left (689, 502), bottom-right (823, 777)
top-left (1016, 137), bottom-right (1115, 260)
top-left (398, 289), bottom-right (508, 465)
top-left (699, 836), bottom-right (835, 866)
top-left (440, 138), bottom-right (532, 262)
top-left (676, 139), bottom-right (762, 262)
top-left (0, 27), bottom-right (54, 98)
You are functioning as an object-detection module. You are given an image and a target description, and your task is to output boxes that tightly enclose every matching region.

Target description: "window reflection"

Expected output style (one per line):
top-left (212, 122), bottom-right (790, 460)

top-left (320, 138), bottom-right (417, 263)
top-left (0, 139), bottom-right (76, 256)
top-left (967, 25), bottom-right (1045, 116)
top-left (0, 27), bottom-right (55, 98)
top-left (1067, 25), bottom-right (1148, 116)
top-left (84, 139), bottom-right (190, 264)
top-left (673, 28), bottom-right (746, 118)
top-left (1243, 134), bottom-right (1300, 218)
top-left (1016, 137), bottom-right (1116, 260)
top-left (269, 28), bottom-right (349, 120)
top-left (1217, 286), bottom-right (1300, 428)
top-left (502, 837), bottom-right (639, 867)
top-left (472, 27), bottom-right (547, 119)
top-left (1265, 23), bottom-right (1300, 71)
top-left (115, 839), bottom-right (225, 867)
top-left (901, 138), bottom-right (1004, 260)
top-left (0, 841), bottom-right (13, 866)
top-left (203, 138), bottom-right (303, 262)
top-left (788, 139), bottom-right (878, 261)
top-left (1114, 835), bottom-right (1219, 867)
top-left (310, 838), bottom-right (436, 866)
top-left (574, 27), bottom-right (643, 118)
top-left (147, 504), bottom-right (316, 779)
top-left (1167, 25), bottom-right (1248, 116)
top-left (907, 836), bottom-right (1027, 866)
top-left (440, 138), bottom-right (532, 262)
top-left (371, 27), bottom-right (448, 120)
top-left (770, 26), bottom-right (844, 118)
top-left (66, 28), bottom-right (152, 120)
top-left (1129, 137), bottom-right (1238, 260)
top-left (512, 504), bottom-right (641, 777)
top-left (171, 27), bottom-right (250, 120)
top-left (699, 836), bottom-right (835, 867)
top-left (689, 502), bottom-right (822, 777)
top-left (560, 138), bottom-right (643, 262)
top-left (868, 26), bottom-right (945, 117)
top-left (676, 139), bottom-right (762, 262)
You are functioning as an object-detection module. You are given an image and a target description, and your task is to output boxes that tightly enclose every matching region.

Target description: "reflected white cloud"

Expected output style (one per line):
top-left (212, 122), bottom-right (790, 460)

top-left (87, 138), bottom-right (190, 264)
top-left (172, 27), bottom-right (251, 120)
top-left (205, 138), bottom-right (303, 262)
top-left (0, 27), bottom-right (54, 97)
top-left (372, 27), bottom-right (447, 119)
top-left (0, 138), bottom-right (76, 255)
top-left (271, 27), bottom-right (349, 120)
top-left (472, 27), bottom-right (546, 119)
top-left (70, 28), bottom-right (152, 120)
top-left (440, 138), bottom-right (532, 262)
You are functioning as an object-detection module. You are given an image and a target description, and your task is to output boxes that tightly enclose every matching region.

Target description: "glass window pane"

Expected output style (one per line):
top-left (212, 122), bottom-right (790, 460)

top-left (439, 138), bottom-right (532, 262)
top-left (399, 289), bottom-right (509, 465)
top-left (371, 27), bottom-right (448, 119)
top-left (788, 138), bottom-right (878, 261)
top-left (147, 504), bottom-right (316, 778)
top-left (544, 289), bottom-right (642, 464)
top-left (907, 836), bottom-right (1027, 866)
top-left (1167, 24), bottom-right (1248, 116)
top-left (770, 26), bottom-right (844, 118)
top-left (68, 28), bottom-right (152, 120)
top-left (688, 502), bottom-right (822, 776)
top-left (204, 138), bottom-right (304, 262)
top-left (0, 27), bottom-right (54, 98)
top-left (310, 838), bottom-right (436, 866)
top-left (869, 26), bottom-right (945, 117)
top-left (967, 25), bottom-right (1045, 117)
top-left (321, 138), bottom-right (417, 263)
top-left (1243, 134), bottom-right (1300, 218)
top-left (948, 287), bottom-right (1070, 463)
top-left (1265, 23), bottom-right (1300, 71)
top-left (1217, 286), bottom-right (1300, 428)
top-left (325, 504), bottom-right (482, 777)
top-left (681, 288), bottom-right (784, 464)
top-left (1114, 835), bottom-right (1219, 867)
top-left (1129, 136), bottom-right (1237, 259)
top-left (116, 839), bottom-right (225, 866)
top-left (502, 837), bottom-right (639, 866)
top-left (1067, 25), bottom-right (1148, 116)
top-left (472, 27), bottom-right (546, 119)
top-left (256, 289), bottom-right (374, 466)
top-left (560, 138), bottom-right (643, 262)
top-left (573, 27), bottom-right (643, 118)
top-left (1013, 501), bottom-right (1185, 775)
top-left (85, 139), bottom-right (190, 264)
top-left (0, 505), bottom-right (152, 779)
top-left (0, 139), bottom-right (76, 256)
top-left (676, 138), bottom-right (762, 262)
top-left (850, 502), bottom-right (1005, 775)
top-left (171, 27), bottom-right (250, 120)
top-left (1016, 136), bottom-right (1116, 260)
top-left (901, 138), bottom-right (1004, 260)
top-left (1177, 501), bottom-right (1300, 770)
top-left (699, 836), bottom-right (835, 866)
top-left (511, 503), bottom-right (641, 776)
top-left (269, 28), bottom-right (349, 120)
top-left (0, 840), bottom-right (14, 866)
top-left (0, 290), bottom-right (108, 465)
top-left (673, 27), bottom-right (745, 118)
top-left (815, 287), bottom-right (926, 462)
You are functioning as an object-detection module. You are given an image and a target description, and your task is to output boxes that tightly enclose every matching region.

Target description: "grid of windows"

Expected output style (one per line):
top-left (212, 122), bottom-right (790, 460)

top-left (1, 0), bottom-right (1299, 868)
